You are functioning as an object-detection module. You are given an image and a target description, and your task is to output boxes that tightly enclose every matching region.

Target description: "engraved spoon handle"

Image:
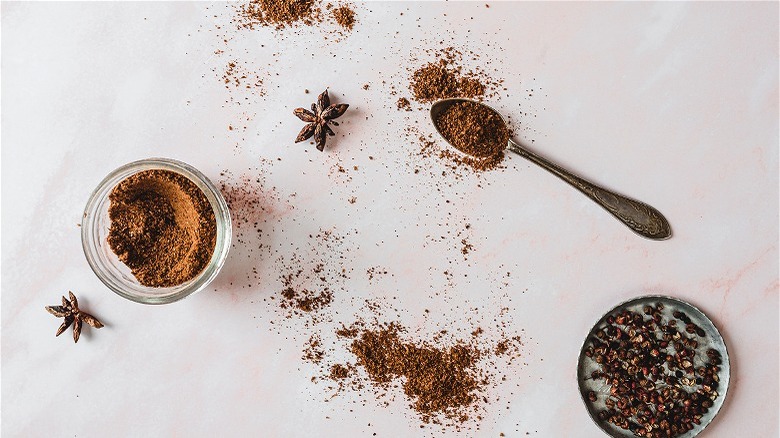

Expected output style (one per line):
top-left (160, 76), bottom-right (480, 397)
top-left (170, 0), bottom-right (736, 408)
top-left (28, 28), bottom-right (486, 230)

top-left (506, 140), bottom-right (672, 240)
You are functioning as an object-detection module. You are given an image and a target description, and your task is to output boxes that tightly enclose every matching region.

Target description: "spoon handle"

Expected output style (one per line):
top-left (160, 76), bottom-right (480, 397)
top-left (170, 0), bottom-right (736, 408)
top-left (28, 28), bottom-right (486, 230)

top-left (506, 140), bottom-right (672, 240)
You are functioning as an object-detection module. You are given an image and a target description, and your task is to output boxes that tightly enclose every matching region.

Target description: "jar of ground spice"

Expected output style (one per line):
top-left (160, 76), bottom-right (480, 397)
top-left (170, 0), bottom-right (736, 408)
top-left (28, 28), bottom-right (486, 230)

top-left (82, 158), bottom-right (231, 304)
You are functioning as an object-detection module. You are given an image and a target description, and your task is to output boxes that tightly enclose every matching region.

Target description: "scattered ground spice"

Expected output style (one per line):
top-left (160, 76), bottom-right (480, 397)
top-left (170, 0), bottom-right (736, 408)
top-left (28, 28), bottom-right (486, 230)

top-left (219, 169), bottom-right (286, 234)
top-left (332, 5), bottom-right (356, 31)
top-left (409, 47), bottom-right (503, 103)
top-left (460, 238), bottom-right (474, 256)
top-left (303, 334), bottom-right (326, 363)
top-left (236, 0), bottom-right (322, 30)
top-left (396, 97), bottom-right (412, 111)
top-left (329, 363), bottom-right (351, 379)
top-left (434, 100), bottom-right (509, 170)
top-left (411, 61), bottom-right (482, 103)
top-left (335, 325), bottom-right (359, 338)
top-left (366, 266), bottom-right (389, 281)
top-left (107, 169), bottom-right (217, 287)
top-left (406, 125), bottom-right (504, 175)
top-left (280, 270), bottom-right (333, 312)
top-left (222, 60), bottom-right (264, 91)
top-left (495, 340), bottom-right (509, 355)
top-left (272, 229), bottom-right (353, 323)
top-left (214, 165), bottom-right (293, 290)
top-left (320, 317), bottom-right (525, 428)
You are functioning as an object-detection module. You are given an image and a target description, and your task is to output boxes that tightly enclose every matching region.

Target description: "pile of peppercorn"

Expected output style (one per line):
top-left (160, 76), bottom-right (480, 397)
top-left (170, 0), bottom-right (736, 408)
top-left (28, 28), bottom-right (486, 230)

top-left (582, 302), bottom-right (723, 438)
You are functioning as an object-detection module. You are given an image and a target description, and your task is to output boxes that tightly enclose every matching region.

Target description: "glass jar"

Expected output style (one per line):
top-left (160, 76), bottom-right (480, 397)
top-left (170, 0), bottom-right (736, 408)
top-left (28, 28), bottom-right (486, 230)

top-left (81, 158), bottom-right (232, 304)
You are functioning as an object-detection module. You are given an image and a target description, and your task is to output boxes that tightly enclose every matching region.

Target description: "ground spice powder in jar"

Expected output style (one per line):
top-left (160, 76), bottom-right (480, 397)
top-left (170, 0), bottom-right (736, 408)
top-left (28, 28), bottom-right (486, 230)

top-left (434, 101), bottom-right (509, 170)
top-left (107, 169), bottom-right (217, 288)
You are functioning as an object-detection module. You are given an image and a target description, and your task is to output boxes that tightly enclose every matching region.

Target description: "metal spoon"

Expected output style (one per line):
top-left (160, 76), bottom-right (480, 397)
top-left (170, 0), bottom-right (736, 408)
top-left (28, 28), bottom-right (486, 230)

top-left (430, 98), bottom-right (672, 240)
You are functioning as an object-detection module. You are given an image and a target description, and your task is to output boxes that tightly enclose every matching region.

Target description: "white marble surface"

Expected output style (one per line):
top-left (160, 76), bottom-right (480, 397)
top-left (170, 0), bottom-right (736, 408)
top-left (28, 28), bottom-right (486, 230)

top-left (2, 2), bottom-right (778, 437)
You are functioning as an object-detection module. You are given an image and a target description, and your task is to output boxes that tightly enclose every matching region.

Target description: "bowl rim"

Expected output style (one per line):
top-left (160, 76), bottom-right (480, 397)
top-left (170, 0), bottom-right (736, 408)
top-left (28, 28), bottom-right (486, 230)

top-left (81, 157), bottom-right (232, 304)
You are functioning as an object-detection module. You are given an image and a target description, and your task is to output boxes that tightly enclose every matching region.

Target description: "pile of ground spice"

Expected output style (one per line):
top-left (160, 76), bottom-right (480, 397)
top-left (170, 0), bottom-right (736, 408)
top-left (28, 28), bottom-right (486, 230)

top-left (346, 323), bottom-right (482, 424)
top-left (409, 48), bottom-right (503, 103)
top-left (297, 295), bottom-right (529, 431)
top-left (331, 5), bottom-right (355, 31)
top-left (107, 169), bottom-right (217, 287)
top-left (434, 100), bottom-right (509, 167)
top-left (236, 0), bottom-right (322, 30)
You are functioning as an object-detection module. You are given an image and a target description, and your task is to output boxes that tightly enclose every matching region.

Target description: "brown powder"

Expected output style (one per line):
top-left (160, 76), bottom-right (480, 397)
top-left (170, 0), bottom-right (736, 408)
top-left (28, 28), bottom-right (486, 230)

top-left (329, 363), bottom-right (351, 379)
top-left (460, 238), bottom-right (474, 256)
top-left (407, 124), bottom-right (503, 175)
top-left (279, 271), bottom-right (333, 312)
top-left (409, 48), bottom-right (502, 103)
top-left (335, 325), bottom-right (359, 338)
top-left (495, 340), bottom-right (509, 355)
top-left (347, 324), bottom-right (483, 424)
top-left (434, 101), bottom-right (508, 171)
top-left (411, 61), bottom-right (484, 103)
top-left (271, 229), bottom-right (353, 325)
top-left (236, 0), bottom-right (322, 30)
top-left (107, 169), bottom-right (217, 287)
top-left (396, 97), bottom-right (412, 111)
top-left (332, 5), bottom-right (355, 31)
top-left (300, 298), bottom-right (527, 431)
top-left (303, 334), bottom-right (326, 363)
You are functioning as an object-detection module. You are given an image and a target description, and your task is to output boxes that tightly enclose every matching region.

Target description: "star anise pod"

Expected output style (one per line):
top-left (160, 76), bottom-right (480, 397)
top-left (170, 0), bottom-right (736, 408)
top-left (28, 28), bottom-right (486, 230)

top-left (45, 291), bottom-right (104, 343)
top-left (293, 89), bottom-right (349, 151)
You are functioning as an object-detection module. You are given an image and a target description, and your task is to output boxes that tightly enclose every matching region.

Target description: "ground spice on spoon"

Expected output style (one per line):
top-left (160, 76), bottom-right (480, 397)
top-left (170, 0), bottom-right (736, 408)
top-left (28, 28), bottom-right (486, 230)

top-left (107, 169), bottom-right (217, 287)
top-left (434, 100), bottom-right (510, 170)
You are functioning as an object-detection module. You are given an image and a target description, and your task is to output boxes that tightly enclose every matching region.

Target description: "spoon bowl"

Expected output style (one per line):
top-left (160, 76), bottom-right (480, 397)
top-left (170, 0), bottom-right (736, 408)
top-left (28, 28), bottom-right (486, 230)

top-left (430, 98), bottom-right (672, 240)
